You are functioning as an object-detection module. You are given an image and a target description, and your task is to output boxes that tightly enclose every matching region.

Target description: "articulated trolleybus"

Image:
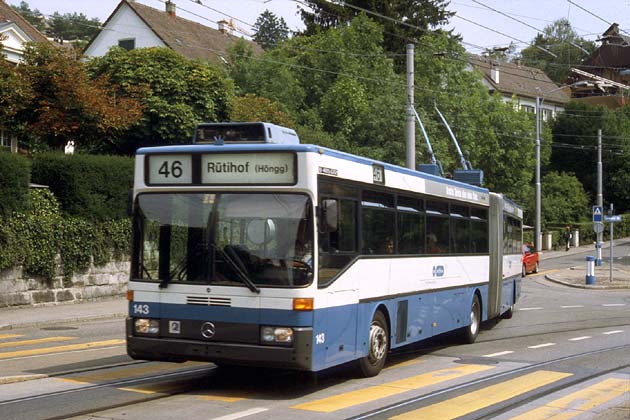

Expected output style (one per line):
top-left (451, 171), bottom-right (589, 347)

top-left (127, 122), bottom-right (522, 377)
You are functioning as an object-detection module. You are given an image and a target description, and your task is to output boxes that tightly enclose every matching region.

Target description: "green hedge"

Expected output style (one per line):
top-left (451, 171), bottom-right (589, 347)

top-left (0, 189), bottom-right (130, 279)
top-left (0, 151), bottom-right (30, 217)
top-left (31, 153), bottom-right (134, 221)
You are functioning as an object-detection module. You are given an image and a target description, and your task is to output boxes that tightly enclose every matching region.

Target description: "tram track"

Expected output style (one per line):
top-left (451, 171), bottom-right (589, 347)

top-left (349, 344), bottom-right (630, 420)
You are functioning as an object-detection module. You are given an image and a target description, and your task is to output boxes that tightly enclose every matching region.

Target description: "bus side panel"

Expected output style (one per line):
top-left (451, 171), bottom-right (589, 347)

top-left (431, 285), bottom-right (488, 335)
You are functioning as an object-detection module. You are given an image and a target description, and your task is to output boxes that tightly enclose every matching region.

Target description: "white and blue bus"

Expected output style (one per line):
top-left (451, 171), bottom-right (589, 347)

top-left (127, 122), bottom-right (522, 377)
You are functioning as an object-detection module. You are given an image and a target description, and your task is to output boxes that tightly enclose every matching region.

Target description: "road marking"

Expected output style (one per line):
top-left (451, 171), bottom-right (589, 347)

top-left (534, 269), bottom-right (559, 277)
top-left (199, 395), bottom-right (246, 403)
top-left (117, 387), bottom-right (156, 394)
top-left (528, 343), bottom-right (556, 349)
top-left (519, 307), bottom-right (543, 311)
top-left (0, 339), bottom-right (124, 359)
top-left (560, 305), bottom-right (584, 309)
top-left (384, 358), bottom-right (424, 370)
top-left (569, 336), bottom-right (591, 341)
top-left (210, 408), bottom-right (268, 420)
top-left (602, 330), bottom-right (624, 335)
top-left (0, 336), bottom-right (76, 349)
top-left (602, 304), bottom-right (626, 307)
top-left (507, 377), bottom-right (630, 420)
top-left (0, 334), bottom-right (24, 340)
top-left (482, 351), bottom-right (514, 358)
top-left (58, 361), bottom-right (206, 384)
top-left (389, 370), bottom-right (572, 420)
top-left (291, 364), bottom-right (495, 413)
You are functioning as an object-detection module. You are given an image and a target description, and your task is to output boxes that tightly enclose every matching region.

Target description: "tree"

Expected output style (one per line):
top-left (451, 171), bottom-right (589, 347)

top-left (48, 12), bottom-right (101, 42)
top-left (517, 19), bottom-right (595, 84)
top-left (87, 47), bottom-right (234, 154)
top-left (229, 94), bottom-right (294, 126)
top-left (15, 43), bottom-right (142, 153)
top-left (10, 1), bottom-right (45, 32)
top-left (253, 10), bottom-right (290, 50)
top-left (541, 172), bottom-right (589, 227)
top-left (298, 0), bottom-right (456, 58)
top-left (0, 53), bottom-right (32, 129)
top-left (551, 102), bottom-right (630, 213)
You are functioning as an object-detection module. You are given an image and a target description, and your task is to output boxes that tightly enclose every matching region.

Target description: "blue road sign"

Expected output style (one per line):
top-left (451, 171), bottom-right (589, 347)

top-left (593, 206), bottom-right (603, 222)
top-left (604, 215), bottom-right (622, 223)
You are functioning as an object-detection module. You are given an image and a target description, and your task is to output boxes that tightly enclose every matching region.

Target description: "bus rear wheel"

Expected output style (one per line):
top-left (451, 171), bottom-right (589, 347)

top-left (358, 310), bottom-right (388, 377)
top-left (461, 294), bottom-right (481, 344)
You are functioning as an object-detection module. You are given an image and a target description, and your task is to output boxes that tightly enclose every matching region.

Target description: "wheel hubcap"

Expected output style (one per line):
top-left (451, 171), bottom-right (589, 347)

top-left (470, 302), bottom-right (479, 335)
top-left (369, 323), bottom-right (387, 362)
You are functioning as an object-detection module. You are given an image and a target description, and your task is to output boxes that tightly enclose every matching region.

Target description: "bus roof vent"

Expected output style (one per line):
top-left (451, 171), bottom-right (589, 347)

top-left (417, 164), bottom-right (442, 176)
top-left (193, 122), bottom-right (299, 145)
top-left (453, 169), bottom-right (484, 187)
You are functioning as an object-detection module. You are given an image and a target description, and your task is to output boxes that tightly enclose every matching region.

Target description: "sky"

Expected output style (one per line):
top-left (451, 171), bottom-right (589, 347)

top-left (7, 0), bottom-right (630, 53)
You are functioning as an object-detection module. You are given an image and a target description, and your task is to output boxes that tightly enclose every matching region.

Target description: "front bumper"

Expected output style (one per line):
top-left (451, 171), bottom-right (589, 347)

top-left (126, 317), bottom-right (313, 370)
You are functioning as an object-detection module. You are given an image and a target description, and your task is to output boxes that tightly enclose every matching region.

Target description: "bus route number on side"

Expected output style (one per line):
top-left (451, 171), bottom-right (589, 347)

top-left (133, 304), bottom-right (150, 316)
top-left (316, 333), bottom-right (326, 344)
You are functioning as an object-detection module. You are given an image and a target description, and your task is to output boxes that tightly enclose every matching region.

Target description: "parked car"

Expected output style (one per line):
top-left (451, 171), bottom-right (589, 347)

top-left (522, 243), bottom-right (539, 276)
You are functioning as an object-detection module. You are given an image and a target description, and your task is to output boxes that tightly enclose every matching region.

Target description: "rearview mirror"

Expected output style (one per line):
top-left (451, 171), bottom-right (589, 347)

top-left (247, 218), bottom-right (275, 245)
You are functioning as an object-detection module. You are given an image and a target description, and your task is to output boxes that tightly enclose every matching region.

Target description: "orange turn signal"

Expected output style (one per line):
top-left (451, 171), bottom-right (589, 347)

top-left (293, 298), bottom-right (314, 311)
top-left (127, 290), bottom-right (134, 301)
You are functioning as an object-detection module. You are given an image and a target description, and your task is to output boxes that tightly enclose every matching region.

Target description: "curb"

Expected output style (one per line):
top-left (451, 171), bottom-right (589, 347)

top-left (544, 273), bottom-right (630, 290)
top-left (0, 312), bottom-right (127, 331)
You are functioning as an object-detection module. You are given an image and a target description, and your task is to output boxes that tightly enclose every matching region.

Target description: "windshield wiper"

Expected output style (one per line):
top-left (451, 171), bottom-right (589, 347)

top-left (210, 242), bottom-right (260, 294)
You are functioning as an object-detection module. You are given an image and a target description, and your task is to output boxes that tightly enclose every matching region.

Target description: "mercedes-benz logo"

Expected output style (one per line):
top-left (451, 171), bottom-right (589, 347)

top-left (201, 322), bottom-right (216, 339)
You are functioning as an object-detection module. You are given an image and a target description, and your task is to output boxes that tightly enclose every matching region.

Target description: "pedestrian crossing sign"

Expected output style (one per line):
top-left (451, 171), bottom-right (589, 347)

top-left (593, 206), bottom-right (603, 222)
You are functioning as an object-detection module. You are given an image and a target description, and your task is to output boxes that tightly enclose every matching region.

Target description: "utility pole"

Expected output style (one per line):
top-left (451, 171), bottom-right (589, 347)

top-left (596, 129), bottom-right (603, 266)
top-left (406, 44), bottom-right (415, 170)
top-left (535, 96), bottom-right (541, 252)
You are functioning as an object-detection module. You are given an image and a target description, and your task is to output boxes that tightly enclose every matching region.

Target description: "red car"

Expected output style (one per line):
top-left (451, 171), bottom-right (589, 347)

top-left (522, 243), bottom-right (539, 276)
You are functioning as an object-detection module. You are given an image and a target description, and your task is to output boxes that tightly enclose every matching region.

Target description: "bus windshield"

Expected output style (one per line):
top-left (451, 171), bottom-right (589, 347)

top-left (133, 193), bottom-right (313, 288)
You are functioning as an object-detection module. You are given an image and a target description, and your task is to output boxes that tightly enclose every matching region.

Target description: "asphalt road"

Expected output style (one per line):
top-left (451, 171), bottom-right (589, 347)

top-left (0, 250), bottom-right (628, 420)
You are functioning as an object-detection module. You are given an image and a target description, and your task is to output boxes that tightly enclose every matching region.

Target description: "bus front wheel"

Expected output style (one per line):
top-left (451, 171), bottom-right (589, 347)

top-left (358, 310), bottom-right (389, 377)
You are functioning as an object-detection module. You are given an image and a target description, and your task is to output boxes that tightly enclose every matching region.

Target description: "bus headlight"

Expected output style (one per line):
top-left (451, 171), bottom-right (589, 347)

top-left (135, 318), bottom-right (159, 334)
top-left (260, 326), bottom-right (293, 345)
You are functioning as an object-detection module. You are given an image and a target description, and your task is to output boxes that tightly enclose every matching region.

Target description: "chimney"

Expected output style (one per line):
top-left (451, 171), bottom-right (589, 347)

top-left (218, 19), bottom-right (229, 34)
top-left (165, 1), bottom-right (176, 17)
top-left (491, 64), bottom-right (500, 84)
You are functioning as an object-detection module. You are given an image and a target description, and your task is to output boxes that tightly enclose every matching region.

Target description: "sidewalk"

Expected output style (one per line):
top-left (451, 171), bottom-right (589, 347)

top-left (0, 296), bottom-right (127, 331)
top-left (540, 238), bottom-right (630, 289)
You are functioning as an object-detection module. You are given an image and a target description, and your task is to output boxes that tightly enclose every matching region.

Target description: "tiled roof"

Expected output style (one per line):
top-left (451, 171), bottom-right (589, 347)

top-left (107, 0), bottom-right (261, 63)
top-left (0, 0), bottom-right (49, 43)
top-left (468, 55), bottom-right (570, 104)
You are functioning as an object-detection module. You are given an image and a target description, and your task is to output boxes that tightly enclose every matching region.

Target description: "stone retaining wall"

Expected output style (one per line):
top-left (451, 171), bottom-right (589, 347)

top-left (0, 261), bottom-right (129, 308)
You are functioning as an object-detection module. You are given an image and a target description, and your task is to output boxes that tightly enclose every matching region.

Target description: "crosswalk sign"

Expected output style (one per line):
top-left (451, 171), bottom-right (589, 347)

top-left (593, 206), bottom-right (603, 222)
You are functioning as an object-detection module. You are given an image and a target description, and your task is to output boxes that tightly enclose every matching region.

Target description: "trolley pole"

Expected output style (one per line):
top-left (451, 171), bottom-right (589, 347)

top-left (535, 96), bottom-right (541, 252)
top-left (406, 43), bottom-right (415, 170)
top-left (596, 129), bottom-right (603, 266)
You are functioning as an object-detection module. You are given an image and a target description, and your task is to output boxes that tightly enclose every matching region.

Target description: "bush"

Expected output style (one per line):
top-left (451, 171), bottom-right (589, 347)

top-left (0, 189), bottom-right (131, 279)
top-left (31, 153), bottom-right (133, 221)
top-left (0, 151), bottom-right (30, 217)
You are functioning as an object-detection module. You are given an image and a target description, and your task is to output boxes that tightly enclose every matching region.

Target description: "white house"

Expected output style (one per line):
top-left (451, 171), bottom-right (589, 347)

top-left (84, 0), bottom-right (260, 64)
top-left (468, 55), bottom-right (570, 121)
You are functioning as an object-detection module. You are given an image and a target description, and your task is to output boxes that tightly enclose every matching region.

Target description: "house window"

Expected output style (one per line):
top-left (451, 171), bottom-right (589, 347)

top-left (542, 109), bottom-right (553, 122)
top-left (118, 38), bottom-right (135, 51)
top-left (520, 105), bottom-right (535, 113)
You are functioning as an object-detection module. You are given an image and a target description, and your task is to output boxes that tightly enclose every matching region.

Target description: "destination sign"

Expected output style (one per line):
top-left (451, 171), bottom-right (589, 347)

top-left (202, 153), bottom-right (295, 184)
top-left (146, 152), bottom-right (296, 185)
